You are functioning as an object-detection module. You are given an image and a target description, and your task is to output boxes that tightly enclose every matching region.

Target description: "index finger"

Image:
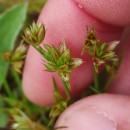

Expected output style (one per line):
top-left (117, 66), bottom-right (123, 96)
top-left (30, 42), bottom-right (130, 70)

top-left (22, 0), bottom-right (124, 106)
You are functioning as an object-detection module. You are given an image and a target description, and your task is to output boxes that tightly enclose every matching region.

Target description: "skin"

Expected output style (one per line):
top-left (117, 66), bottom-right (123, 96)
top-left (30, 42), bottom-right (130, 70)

top-left (22, 0), bottom-right (130, 129)
top-left (55, 94), bottom-right (130, 130)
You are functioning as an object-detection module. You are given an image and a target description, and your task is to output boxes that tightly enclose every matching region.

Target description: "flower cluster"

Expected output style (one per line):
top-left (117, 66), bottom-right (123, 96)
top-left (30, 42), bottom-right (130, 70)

top-left (12, 109), bottom-right (47, 130)
top-left (43, 40), bottom-right (83, 86)
top-left (82, 27), bottom-right (119, 73)
top-left (22, 22), bottom-right (83, 89)
top-left (1, 43), bottom-right (27, 73)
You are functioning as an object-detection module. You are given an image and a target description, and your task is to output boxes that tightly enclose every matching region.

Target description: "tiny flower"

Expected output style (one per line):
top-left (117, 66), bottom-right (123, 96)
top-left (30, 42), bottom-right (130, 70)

top-left (23, 22), bottom-right (46, 46)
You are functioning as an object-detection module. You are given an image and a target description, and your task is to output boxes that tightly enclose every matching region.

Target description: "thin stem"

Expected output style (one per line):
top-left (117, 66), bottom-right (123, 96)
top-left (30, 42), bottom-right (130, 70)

top-left (11, 69), bottom-right (21, 89)
top-left (34, 45), bottom-right (51, 61)
top-left (94, 70), bottom-right (99, 89)
top-left (34, 46), bottom-right (44, 56)
top-left (41, 111), bottom-right (50, 125)
top-left (11, 69), bottom-right (27, 102)
top-left (90, 86), bottom-right (101, 94)
top-left (104, 73), bottom-right (115, 92)
top-left (3, 80), bottom-right (12, 97)
top-left (62, 80), bottom-right (71, 101)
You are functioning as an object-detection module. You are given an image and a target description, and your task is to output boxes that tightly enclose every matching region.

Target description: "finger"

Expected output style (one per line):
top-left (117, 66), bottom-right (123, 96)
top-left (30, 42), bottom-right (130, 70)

top-left (74, 0), bottom-right (130, 26)
top-left (22, 0), bottom-right (123, 106)
top-left (56, 94), bottom-right (130, 130)
top-left (109, 27), bottom-right (130, 94)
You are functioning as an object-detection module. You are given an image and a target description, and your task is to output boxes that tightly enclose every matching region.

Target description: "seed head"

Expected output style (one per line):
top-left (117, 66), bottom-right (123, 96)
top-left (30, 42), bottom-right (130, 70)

top-left (82, 26), bottom-right (119, 73)
top-left (43, 40), bottom-right (83, 83)
top-left (23, 22), bottom-right (46, 46)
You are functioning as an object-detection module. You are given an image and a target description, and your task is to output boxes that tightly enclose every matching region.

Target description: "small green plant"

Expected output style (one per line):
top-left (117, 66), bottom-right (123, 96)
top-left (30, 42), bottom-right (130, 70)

top-left (23, 22), bottom-right (82, 90)
top-left (82, 26), bottom-right (120, 93)
top-left (0, 22), bottom-right (120, 130)
top-left (21, 23), bottom-right (120, 129)
top-left (22, 22), bottom-right (83, 127)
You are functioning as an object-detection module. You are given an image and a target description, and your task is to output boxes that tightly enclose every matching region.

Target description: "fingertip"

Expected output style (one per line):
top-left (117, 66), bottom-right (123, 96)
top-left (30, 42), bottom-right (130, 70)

top-left (56, 105), bottom-right (116, 130)
top-left (55, 94), bottom-right (130, 130)
top-left (74, 0), bottom-right (130, 26)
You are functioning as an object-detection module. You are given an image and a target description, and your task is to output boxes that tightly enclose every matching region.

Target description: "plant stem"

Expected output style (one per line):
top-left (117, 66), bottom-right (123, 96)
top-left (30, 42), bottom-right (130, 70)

top-left (34, 46), bottom-right (44, 55)
top-left (94, 70), bottom-right (99, 90)
top-left (34, 45), bottom-right (52, 61)
top-left (90, 86), bottom-right (101, 94)
top-left (11, 69), bottom-right (27, 102)
top-left (104, 73), bottom-right (115, 92)
top-left (3, 80), bottom-right (12, 97)
top-left (11, 69), bottom-right (21, 89)
top-left (62, 80), bottom-right (71, 101)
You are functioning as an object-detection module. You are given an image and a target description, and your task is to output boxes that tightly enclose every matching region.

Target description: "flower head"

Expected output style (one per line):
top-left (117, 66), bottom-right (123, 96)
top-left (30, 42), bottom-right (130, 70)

top-left (23, 22), bottom-right (46, 46)
top-left (1, 43), bottom-right (27, 73)
top-left (82, 26), bottom-right (119, 73)
top-left (12, 109), bottom-right (46, 130)
top-left (43, 40), bottom-right (83, 84)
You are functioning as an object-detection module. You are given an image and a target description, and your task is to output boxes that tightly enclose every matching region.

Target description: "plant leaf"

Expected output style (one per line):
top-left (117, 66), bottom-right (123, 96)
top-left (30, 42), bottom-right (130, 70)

top-left (0, 111), bottom-right (8, 128)
top-left (0, 96), bottom-right (8, 128)
top-left (0, 3), bottom-right (27, 87)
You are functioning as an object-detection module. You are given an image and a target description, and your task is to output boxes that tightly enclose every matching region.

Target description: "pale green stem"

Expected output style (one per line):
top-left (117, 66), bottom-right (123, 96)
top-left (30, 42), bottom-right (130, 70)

top-left (62, 80), bottom-right (71, 101)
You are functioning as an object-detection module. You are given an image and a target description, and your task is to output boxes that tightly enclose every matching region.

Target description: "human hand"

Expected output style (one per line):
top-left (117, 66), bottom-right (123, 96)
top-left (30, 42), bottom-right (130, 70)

top-left (22, 0), bottom-right (130, 129)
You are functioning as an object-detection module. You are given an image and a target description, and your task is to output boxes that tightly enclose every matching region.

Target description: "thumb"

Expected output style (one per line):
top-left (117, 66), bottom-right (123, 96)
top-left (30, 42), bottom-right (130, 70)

top-left (56, 94), bottom-right (130, 130)
top-left (22, 0), bottom-right (123, 106)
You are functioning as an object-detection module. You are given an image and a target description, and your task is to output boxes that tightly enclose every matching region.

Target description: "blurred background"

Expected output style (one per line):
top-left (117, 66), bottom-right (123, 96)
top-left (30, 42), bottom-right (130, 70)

top-left (0, 1), bottom-right (48, 130)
